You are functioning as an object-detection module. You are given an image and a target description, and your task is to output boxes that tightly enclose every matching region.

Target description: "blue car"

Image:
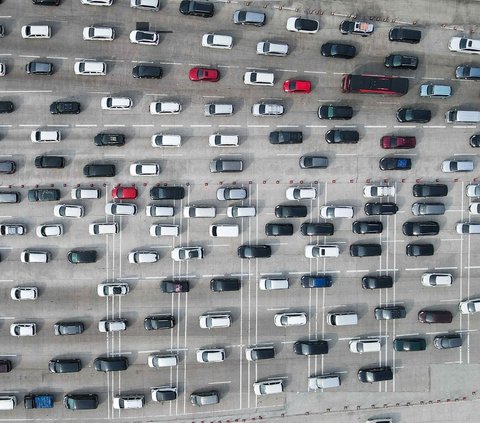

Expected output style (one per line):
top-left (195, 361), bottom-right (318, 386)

top-left (301, 275), bottom-right (332, 288)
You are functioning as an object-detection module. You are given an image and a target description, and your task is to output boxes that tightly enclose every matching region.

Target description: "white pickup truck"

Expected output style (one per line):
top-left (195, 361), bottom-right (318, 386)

top-left (339, 20), bottom-right (374, 36)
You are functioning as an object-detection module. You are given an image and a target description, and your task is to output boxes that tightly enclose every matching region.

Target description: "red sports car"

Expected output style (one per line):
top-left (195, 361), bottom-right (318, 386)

top-left (189, 67), bottom-right (220, 82)
top-left (283, 79), bottom-right (311, 93)
top-left (381, 135), bottom-right (416, 149)
top-left (112, 186), bottom-right (137, 199)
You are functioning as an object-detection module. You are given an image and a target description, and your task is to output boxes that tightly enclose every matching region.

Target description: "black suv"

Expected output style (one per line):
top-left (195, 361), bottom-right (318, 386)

top-left (412, 183), bottom-right (448, 197)
top-left (406, 243), bottom-right (434, 256)
top-left (325, 129), bottom-right (359, 144)
top-left (26, 61), bottom-right (53, 75)
top-left (293, 340), bottom-right (328, 356)
top-left (358, 366), bottom-right (393, 383)
top-left (350, 243), bottom-right (382, 257)
top-left (300, 222), bottom-right (334, 236)
top-left (275, 205), bottom-right (307, 218)
top-left (132, 64), bottom-right (163, 79)
top-left (94, 133), bottom-right (125, 147)
top-left (352, 220), bottom-right (383, 234)
top-left (269, 131), bottom-right (303, 144)
top-left (27, 188), bottom-right (60, 202)
top-left (83, 164), bottom-right (115, 177)
top-left (50, 101), bottom-right (80, 114)
top-left (389, 27), bottom-right (421, 43)
top-left (402, 221), bottom-right (439, 236)
top-left (150, 186), bottom-right (185, 200)
top-left (364, 202), bottom-right (398, 215)
top-left (0, 101), bottom-right (14, 113)
top-left (48, 358), bottom-right (81, 373)
top-left (94, 356), bottom-right (128, 372)
top-left (35, 156), bottom-right (65, 169)
top-left (238, 245), bottom-right (271, 259)
top-left (318, 105), bottom-right (353, 119)
top-left (179, 0), bottom-right (214, 17)
top-left (210, 278), bottom-right (241, 292)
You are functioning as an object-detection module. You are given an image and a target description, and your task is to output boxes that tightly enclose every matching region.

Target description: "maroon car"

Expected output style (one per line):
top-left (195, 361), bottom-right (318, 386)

top-left (418, 309), bottom-right (452, 323)
top-left (381, 135), bottom-right (416, 149)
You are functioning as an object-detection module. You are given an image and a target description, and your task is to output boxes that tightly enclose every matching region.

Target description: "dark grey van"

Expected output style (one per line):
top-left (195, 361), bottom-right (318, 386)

top-left (83, 164), bottom-right (116, 177)
top-left (26, 61), bottom-right (53, 75)
top-left (0, 191), bottom-right (20, 203)
top-left (233, 10), bottom-right (265, 26)
top-left (209, 158), bottom-right (243, 173)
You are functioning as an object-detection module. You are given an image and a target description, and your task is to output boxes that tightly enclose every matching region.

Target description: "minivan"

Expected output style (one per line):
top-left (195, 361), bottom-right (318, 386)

top-left (31, 130), bottom-right (61, 143)
top-left (150, 224), bottom-right (180, 237)
top-left (227, 205), bottom-right (256, 217)
top-left (151, 134), bottom-right (182, 147)
top-left (209, 134), bottom-right (239, 147)
top-left (233, 10), bottom-right (265, 26)
top-left (411, 202), bottom-right (445, 216)
top-left (148, 353), bottom-right (178, 368)
top-left (0, 192), bottom-right (20, 203)
top-left (308, 374), bottom-right (340, 390)
top-left (21, 250), bottom-right (50, 263)
top-left (457, 222), bottom-right (480, 234)
top-left (209, 158), bottom-right (243, 173)
top-left (83, 164), bottom-right (115, 177)
top-left (204, 103), bottom-right (234, 116)
top-left (21, 25), bottom-right (51, 38)
top-left (0, 395), bottom-right (16, 410)
top-left (89, 222), bottom-right (118, 235)
top-left (113, 395), bottom-right (144, 410)
top-left (256, 41), bottom-right (289, 56)
top-left (71, 188), bottom-right (100, 199)
top-left (320, 205), bottom-right (354, 219)
top-left (326, 311), bottom-right (358, 326)
top-left (445, 109), bottom-right (480, 123)
top-left (183, 206), bottom-right (216, 218)
top-left (349, 338), bottom-right (381, 353)
top-left (74, 61), bottom-right (107, 75)
top-left (209, 224), bottom-right (239, 237)
top-left (259, 278), bottom-right (289, 290)
top-left (245, 346), bottom-right (275, 361)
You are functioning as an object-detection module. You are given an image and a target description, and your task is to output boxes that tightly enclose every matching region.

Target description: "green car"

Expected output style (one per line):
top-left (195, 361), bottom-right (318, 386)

top-left (393, 337), bottom-right (426, 352)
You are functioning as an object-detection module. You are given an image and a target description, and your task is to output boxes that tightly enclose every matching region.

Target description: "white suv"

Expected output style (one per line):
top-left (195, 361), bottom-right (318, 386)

top-left (244, 71), bottom-right (274, 86)
top-left (101, 97), bottom-right (132, 110)
top-left (83, 26), bottom-right (115, 41)
top-left (130, 0), bottom-right (159, 10)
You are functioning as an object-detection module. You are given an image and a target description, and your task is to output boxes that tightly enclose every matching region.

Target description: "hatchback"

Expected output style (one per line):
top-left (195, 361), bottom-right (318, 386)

top-left (189, 67), bottom-right (219, 82)
top-left (196, 348), bottom-right (225, 363)
top-left (190, 391), bottom-right (219, 406)
top-left (459, 298), bottom-right (480, 314)
top-left (161, 280), bottom-right (190, 293)
top-left (406, 242), bottom-right (434, 256)
top-left (105, 203), bottom-right (137, 216)
top-left (352, 220), bottom-right (383, 234)
top-left (299, 155), bottom-right (328, 169)
top-left (421, 273), bottom-right (453, 287)
top-left (286, 186), bottom-right (316, 200)
top-left (83, 25), bottom-right (115, 41)
top-left (94, 356), bottom-right (128, 372)
top-left (144, 315), bottom-right (175, 330)
top-left (129, 30), bottom-right (159, 45)
top-left (396, 108), bottom-right (431, 123)
top-left (283, 79), bottom-right (311, 93)
top-left (112, 186), bottom-right (137, 199)
top-left (216, 187), bottom-right (247, 201)
top-left (253, 380), bottom-right (284, 396)
top-left (27, 61), bottom-right (54, 75)
top-left (54, 321), bottom-right (84, 336)
top-left (418, 310), bottom-right (452, 323)
top-left (49, 358), bottom-right (82, 373)
top-left (67, 250), bottom-right (97, 264)
top-left (375, 306), bottom-right (406, 320)
top-left (151, 387), bottom-right (177, 402)
top-left (54, 204), bottom-right (84, 218)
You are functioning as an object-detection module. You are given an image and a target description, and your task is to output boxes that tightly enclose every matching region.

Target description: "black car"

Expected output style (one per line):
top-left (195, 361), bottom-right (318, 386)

top-left (352, 220), bottom-right (383, 234)
top-left (32, 0), bottom-right (60, 4)
top-left (364, 202), bottom-right (398, 215)
top-left (412, 183), bottom-right (448, 197)
top-left (27, 188), bottom-right (60, 202)
top-left (358, 366), bottom-right (393, 383)
top-left (301, 222), bottom-right (334, 236)
top-left (455, 65), bottom-right (480, 80)
top-left (210, 278), bottom-right (241, 292)
top-left (275, 205), bottom-right (307, 218)
top-left (318, 105), bottom-right (353, 120)
top-left (49, 358), bottom-right (82, 373)
top-left (67, 250), bottom-right (96, 264)
top-left (63, 394), bottom-right (98, 410)
top-left (50, 101), bottom-right (80, 114)
top-left (350, 243), bottom-right (382, 257)
top-left (54, 321), bottom-right (84, 336)
top-left (406, 243), bottom-right (434, 256)
top-left (389, 27), bottom-right (421, 43)
top-left (265, 223), bottom-right (294, 236)
top-left (375, 305), bottom-right (406, 320)
top-left (325, 129), bottom-right (359, 144)
top-left (0, 101), bottom-right (14, 113)
top-left (393, 337), bottom-right (427, 352)
top-left (94, 133), bottom-right (125, 147)
top-left (237, 245), bottom-right (271, 259)
top-left (470, 134), bottom-right (480, 147)
top-left (246, 346), bottom-right (275, 361)
top-left (0, 161), bottom-right (15, 174)
top-left (94, 356), bottom-right (128, 372)
top-left (179, 0), bottom-right (214, 17)
top-left (418, 310), bottom-right (453, 324)
top-left (396, 108), bottom-right (431, 123)
top-left (132, 64), bottom-right (163, 79)
top-left (26, 61), bottom-right (54, 75)
top-left (152, 388), bottom-right (177, 402)
top-left (161, 280), bottom-right (190, 293)
top-left (433, 334), bottom-right (462, 349)
top-left (83, 164), bottom-right (115, 177)
top-left (293, 340), bottom-right (328, 356)
top-left (150, 186), bottom-right (185, 200)
top-left (269, 131), bottom-right (303, 144)
top-left (402, 221), bottom-right (439, 236)
top-left (35, 155), bottom-right (65, 169)
top-left (379, 157), bottom-right (412, 170)
top-left (320, 42), bottom-right (356, 59)
top-left (361, 275), bottom-right (393, 289)
top-left (299, 155), bottom-right (328, 169)
top-left (144, 315), bottom-right (175, 330)
top-left (291, 17), bottom-right (319, 32)
top-left (384, 54), bottom-right (418, 69)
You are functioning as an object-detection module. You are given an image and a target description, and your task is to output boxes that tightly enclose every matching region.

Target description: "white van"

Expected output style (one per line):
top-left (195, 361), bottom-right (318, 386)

top-left (101, 97), bottom-right (132, 110)
top-left (308, 374), bottom-right (340, 390)
top-left (199, 314), bottom-right (231, 329)
top-left (244, 71), bottom-right (275, 86)
top-left (209, 134), bottom-right (239, 147)
top-left (89, 222), bottom-right (118, 235)
top-left (253, 380), bottom-right (284, 396)
top-left (320, 205), bottom-right (354, 219)
top-left (227, 205), bottom-right (256, 218)
top-left (148, 353), bottom-right (178, 368)
top-left (21, 25), bottom-right (51, 39)
top-left (31, 130), bottom-right (61, 143)
top-left (151, 134), bottom-right (182, 147)
top-left (457, 222), bottom-right (480, 234)
top-left (256, 41), bottom-right (289, 56)
top-left (259, 278), bottom-right (289, 290)
top-left (20, 250), bottom-right (50, 263)
top-left (74, 61), bottom-right (107, 75)
top-left (0, 395), bottom-right (16, 410)
top-left (113, 395), bottom-right (144, 410)
top-left (146, 205), bottom-right (174, 217)
top-left (202, 33), bottom-right (233, 49)
top-left (150, 224), bottom-right (179, 237)
top-left (326, 311), bottom-right (358, 326)
top-left (204, 103), bottom-right (234, 116)
top-left (71, 188), bottom-right (101, 199)
top-left (184, 206), bottom-right (216, 218)
top-left (445, 109), bottom-right (480, 123)
top-left (209, 224), bottom-right (239, 237)
top-left (349, 338), bottom-right (381, 353)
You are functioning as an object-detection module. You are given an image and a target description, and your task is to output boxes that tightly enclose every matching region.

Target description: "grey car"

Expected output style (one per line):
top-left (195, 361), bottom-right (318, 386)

top-left (26, 61), bottom-right (53, 75)
top-left (190, 390), bottom-right (219, 406)
top-left (374, 306), bottom-right (406, 320)
top-left (233, 10), bottom-right (265, 26)
top-left (434, 334), bottom-right (462, 349)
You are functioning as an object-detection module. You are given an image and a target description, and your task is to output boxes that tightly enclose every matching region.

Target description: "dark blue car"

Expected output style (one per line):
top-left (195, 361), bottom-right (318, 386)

top-left (301, 275), bottom-right (332, 288)
top-left (379, 157), bottom-right (412, 170)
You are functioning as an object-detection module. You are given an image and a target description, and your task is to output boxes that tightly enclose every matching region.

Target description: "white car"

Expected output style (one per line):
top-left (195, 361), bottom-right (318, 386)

top-left (150, 101), bottom-right (181, 114)
top-left (201, 33), bottom-right (233, 49)
top-left (349, 338), bottom-right (381, 353)
top-left (10, 322), bottom-right (36, 337)
top-left (274, 312), bottom-right (307, 327)
top-left (101, 97), bottom-right (132, 110)
top-left (286, 16), bottom-right (319, 34)
top-left (243, 71), bottom-right (274, 86)
top-left (421, 273), bottom-right (453, 287)
top-left (21, 25), bottom-right (51, 39)
top-left (286, 186), bottom-right (317, 200)
top-left (441, 160), bottom-right (474, 173)
top-left (208, 134), bottom-right (239, 147)
top-left (448, 37), bottom-right (480, 54)
top-left (253, 380), bottom-right (284, 396)
top-left (459, 298), bottom-right (480, 314)
top-left (363, 185), bottom-right (395, 198)
top-left (128, 250), bottom-right (159, 263)
top-left (305, 245), bottom-right (339, 258)
top-left (36, 224), bottom-right (63, 237)
top-left (150, 224), bottom-right (179, 237)
top-left (145, 205), bottom-right (174, 217)
top-left (112, 395), bottom-right (145, 410)
top-left (81, 0), bottom-right (113, 6)
top-left (97, 282), bottom-right (129, 297)
top-left (457, 223), bottom-right (480, 234)
top-left (129, 30), bottom-right (159, 45)
top-left (196, 348), bottom-right (225, 363)
top-left (0, 224), bottom-right (25, 236)
top-left (469, 203), bottom-right (480, 214)
top-left (129, 163), bottom-right (160, 176)
top-left (10, 286), bottom-right (38, 300)
top-left (89, 222), bottom-right (119, 235)
top-left (54, 204), bottom-right (84, 218)
top-left (98, 319), bottom-right (127, 332)
top-left (0, 63), bottom-right (5, 77)
top-left (105, 203), bottom-right (137, 216)
top-left (83, 26), bottom-right (115, 41)
top-left (466, 184), bottom-right (480, 197)
top-left (199, 314), bottom-right (231, 329)
top-left (31, 130), bottom-right (61, 143)
top-left (320, 206), bottom-right (354, 219)
top-left (251, 103), bottom-right (284, 116)
top-left (130, 0), bottom-right (159, 10)
top-left (171, 246), bottom-right (203, 261)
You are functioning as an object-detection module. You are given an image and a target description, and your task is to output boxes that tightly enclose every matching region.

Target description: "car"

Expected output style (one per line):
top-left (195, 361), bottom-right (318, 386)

top-left (190, 391), bottom-right (219, 406)
top-left (35, 155), bottom-right (65, 169)
top-left (28, 188), bottom-right (60, 202)
top-left (374, 306), bottom-right (406, 320)
top-left (364, 202), bottom-right (398, 215)
top-left (320, 42), bottom-right (356, 59)
top-left (469, 203), bottom-right (480, 214)
top-left (350, 243), bottom-right (382, 257)
top-left (94, 133), bottom-right (125, 147)
top-left (411, 202), bottom-right (445, 216)
top-left (48, 359), bottom-right (81, 373)
top-left (238, 245), bottom-right (271, 258)
top-left (253, 380), bottom-right (284, 396)
top-left (269, 131), bottom-right (303, 144)
top-left (129, 30), bottom-right (159, 45)
top-left (105, 203), bottom-right (137, 216)
top-left (419, 83), bottom-right (452, 98)
top-left (98, 319), bottom-right (127, 332)
top-left (305, 244), bottom-right (339, 258)
top-left (299, 155), bottom-right (328, 169)
top-left (434, 334), bottom-right (462, 349)
top-left (54, 204), bottom-right (84, 218)
top-left (300, 222), bottom-right (334, 236)
top-left (320, 205), bottom-right (354, 219)
top-left (210, 278), bottom-right (240, 292)
top-left (0, 224), bottom-right (25, 236)
top-left (112, 186), bottom-right (137, 200)
top-left (21, 24), bottom-right (51, 38)
top-left (144, 315), bottom-right (174, 330)
top-left (31, 130), bottom-right (61, 143)
top-left (413, 183), bottom-right (448, 197)
top-left (264, 223), bottom-right (293, 236)
top-left (63, 394), bottom-right (98, 410)
top-left (83, 163), bottom-right (116, 177)
top-left (10, 286), bottom-right (38, 300)
top-left (293, 340), bottom-right (328, 355)
top-left (418, 310), bottom-right (453, 324)
top-left (10, 323), bottom-right (36, 337)
top-left (0, 63), bottom-right (5, 77)
top-left (245, 346), bottom-right (275, 361)
top-left (113, 395), bottom-right (145, 410)
top-left (318, 105), bottom-right (353, 120)
top-left (286, 186), bottom-right (316, 200)
top-left (389, 27), bottom-right (421, 43)
top-left (179, 0), bottom-right (214, 17)
top-left (54, 321), bottom-right (84, 336)
top-left (81, 0), bottom-right (112, 5)
top-left (448, 36), bottom-right (480, 54)
top-left (128, 250), bottom-right (159, 263)
top-left (199, 314), bottom-right (231, 329)
top-left (208, 133), bottom-right (239, 147)
top-left (275, 205), bottom-right (307, 218)
top-left (339, 20), bottom-right (374, 36)
top-left (130, 0), bottom-right (159, 10)
top-left (256, 40), bottom-right (289, 56)
top-left (421, 273), bottom-right (453, 287)
top-left (325, 129), bottom-right (359, 144)
top-left (67, 250), bottom-right (97, 264)
top-left (132, 64), bottom-right (162, 79)
top-left (361, 275), bottom-right (393, 289)
top-left (216, 187), bottom-right (247, 201)
top-left (36, 224), bottom-right (63, 238)
top-left (252, 103), bottom-right (284, 116)
top-left (101, 97), bottom-right (132, 110)
top-left (0, 100), bottom-right (12, 114)
top-left (150, 186), bottom-right (185, 200)
top-left (467, 184), bottom-right (480, 197)
top-left (384, 54), bottom-right (418, 69)
top-left (352, 220), bottom-right (383, 234)
top-left (283, 79), bottom-right (311, 93)
top-left (380, 135), bottom-right (416, 149)
top-left (20, 250), bottom-right (50, 263)
top-left (358, 367), bottom-right (393, 383)
top-left (0, 160), bottom-right (15, 174)
top-left (205, 104), bottom-right (234, 117)
top-left (97, 282), bottom-right (129, 297)
top-left (459, 298), bottom-right (480, 314)
top-left (26, 61), bottom-right (54, 75)
top-left (33, 0), bottom-right (61, 4)
top-left (406, 243), bottom-right (434, 256)
top-left (50, 100), bottom-right (80, 114)
top-left (130, 162), bottom-right (160, 176)
top-left (233, 10), bottom-right (265, 26)
top-left (441, 160), bottom-right (474, 173)
top-left (189, 67), bottom-right (219, 82)
top-left (151, 387), bottom-right (177, 402)
top-left (363, 185), bottom-right (395, 197)
top-left (150, 101), bottom-right (181, 114)
top-left (83, 25), bottom-right (115, 41)
top-left (470, 134), bottom-right (480, 147)
top-left (161, 280), bottom-right (190, 293)
top-left (145, 205), bottom-right (174, 217)
top-left (171, 246), bottom-right (203, 261)
top-left (379, 157), bottom-right (412, 170)
top-left (196, 348), bottom-right (225, 363)
top-left (393, 338), bottom-right (427, 352)
top-left (396, 108), bottom-right (431, 123)
top-left (402, 221), bottom-right (439, 236)
top-left (286, 16), bottom-right (319, 33)
top-left (300, 275), bottom-right (333, 288)
top-left (94, 356), bottom-right (128, 372)
top-left (201, 33), bottom-right (233, 49)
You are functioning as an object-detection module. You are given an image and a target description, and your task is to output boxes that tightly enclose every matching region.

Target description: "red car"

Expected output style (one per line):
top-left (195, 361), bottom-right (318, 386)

top-left (283, 79), bottom-right (311, 93)
top-left (189, 67), bottom-right (220, 82)
top-left (112, 186), bottom-right (137, 200)
top-left (381, 135), bottom-right (416, 149)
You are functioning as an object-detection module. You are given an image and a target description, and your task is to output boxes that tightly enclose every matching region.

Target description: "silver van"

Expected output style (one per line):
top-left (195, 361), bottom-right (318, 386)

top-left (204, 104), bottom-right (234, 116)
top-left (326, 311), bottom-right (358, 326)
top-left (457, 222), bottom-right (480, 234)
top-left (209, 224), bottom-right (239, 237)
top-left (0, 395), bottom-right (16, 410)
top-left (445, 109), bottom-right (480, 123)
top-left (227, 205), bottom-right (256, 218)
top-left (411, 202), bottom-right (445, 216)
top-left (184, 206), bottom-right (216, 218)
top-left (233, 10), bottom-right (265, 26)
top-left (256, 41), bottom-right (289, 56)
top-left (259, 278), bottom-right (289, 290)
top-left (0, 192), bottom-right (20, 203)
top-left (308, 374), bottom-right (340, 390)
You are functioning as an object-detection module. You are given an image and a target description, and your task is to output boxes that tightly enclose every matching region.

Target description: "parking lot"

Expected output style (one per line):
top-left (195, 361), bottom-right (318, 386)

top-left (0, 0), bottom-right (479, 421)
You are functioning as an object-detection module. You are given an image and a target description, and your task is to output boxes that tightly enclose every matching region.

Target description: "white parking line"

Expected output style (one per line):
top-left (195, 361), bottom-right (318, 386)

top-left (436, 266), bottom-right (457, 270)
top-left (208, 380), bottom-right (231, 384)
top-left (405, 268), bottom-right (428, 271)
top-left (346, 269), bottom-right (369, 273)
